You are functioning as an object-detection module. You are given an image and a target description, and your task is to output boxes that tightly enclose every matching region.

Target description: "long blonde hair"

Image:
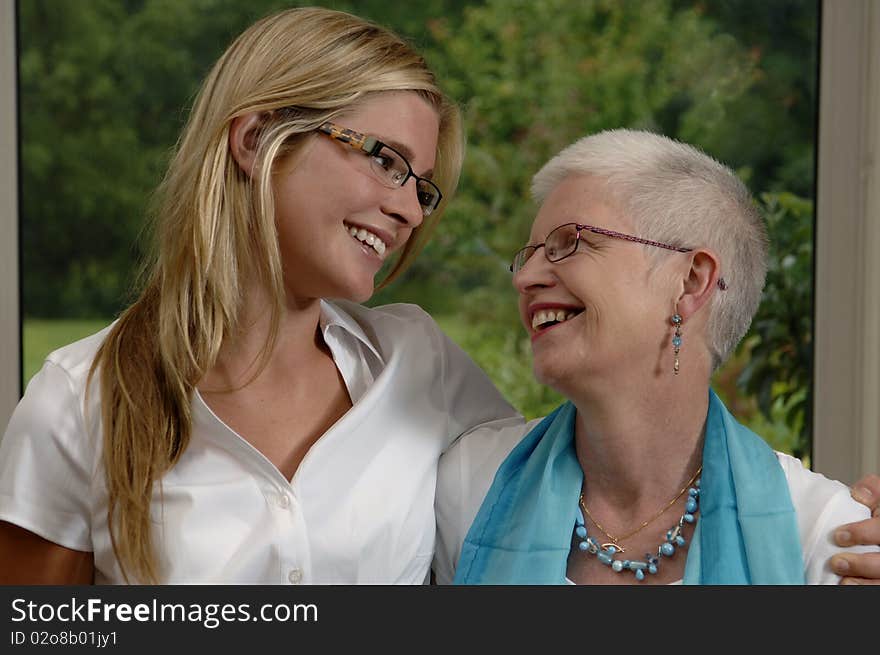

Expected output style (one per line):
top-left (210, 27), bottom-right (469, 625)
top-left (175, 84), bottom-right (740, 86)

top-left (88, 7), bottom-right (463, 583)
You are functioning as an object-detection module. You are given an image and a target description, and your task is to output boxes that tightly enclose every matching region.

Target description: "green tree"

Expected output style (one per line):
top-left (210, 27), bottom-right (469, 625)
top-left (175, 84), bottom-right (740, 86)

top-left (675, 0), bottom-right (819, 197)
top-left (738, 192), bottom-right (813, 459)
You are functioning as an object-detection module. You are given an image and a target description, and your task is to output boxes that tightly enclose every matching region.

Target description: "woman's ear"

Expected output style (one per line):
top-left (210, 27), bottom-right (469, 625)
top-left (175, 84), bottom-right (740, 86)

top-left (229, 112), bottom-right (266, 177)
top-left (675, 248), bottom-right (723, 320)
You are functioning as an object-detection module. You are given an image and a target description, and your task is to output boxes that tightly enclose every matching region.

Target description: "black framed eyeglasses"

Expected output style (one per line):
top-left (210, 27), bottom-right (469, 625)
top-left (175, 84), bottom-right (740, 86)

top-left (316, 122), bottom-right (442, 216)
top-left (510, 222), bottom-right (693, 274)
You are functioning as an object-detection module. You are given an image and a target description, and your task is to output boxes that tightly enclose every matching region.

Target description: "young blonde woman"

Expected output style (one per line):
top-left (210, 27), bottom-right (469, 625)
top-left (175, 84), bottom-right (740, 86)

top-left (0, 7), bottom-right (517, 584)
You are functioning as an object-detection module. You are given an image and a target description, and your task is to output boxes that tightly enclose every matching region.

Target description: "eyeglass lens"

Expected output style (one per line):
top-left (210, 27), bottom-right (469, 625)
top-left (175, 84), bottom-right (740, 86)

top-left (368, 145), bottom-right (440, 213)
top-left (511, 224), bottom-right (581, 273)
top-left (545, 224), bottom-right (579, 261)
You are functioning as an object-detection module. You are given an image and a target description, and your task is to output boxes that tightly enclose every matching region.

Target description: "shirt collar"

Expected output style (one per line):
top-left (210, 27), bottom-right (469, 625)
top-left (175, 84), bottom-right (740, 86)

top-left (319, 300), bottom-right (384, 364)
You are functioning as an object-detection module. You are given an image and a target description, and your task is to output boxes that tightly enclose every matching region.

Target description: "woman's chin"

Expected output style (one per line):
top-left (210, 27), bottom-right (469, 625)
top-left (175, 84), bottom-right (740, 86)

top-left (532, 358), bottom-right (567, 390)
top-left (339, 277), bottom-right (377, 304)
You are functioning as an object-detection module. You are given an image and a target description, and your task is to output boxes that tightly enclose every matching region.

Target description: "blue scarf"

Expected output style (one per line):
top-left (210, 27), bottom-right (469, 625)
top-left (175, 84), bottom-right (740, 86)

top-left (454, 390), bottom-right (805, 584)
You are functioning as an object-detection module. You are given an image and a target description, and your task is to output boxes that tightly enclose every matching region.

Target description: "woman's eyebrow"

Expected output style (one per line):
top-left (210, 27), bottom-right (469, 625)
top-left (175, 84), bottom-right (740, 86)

top-left (379, 137), bottom-right (435, 178)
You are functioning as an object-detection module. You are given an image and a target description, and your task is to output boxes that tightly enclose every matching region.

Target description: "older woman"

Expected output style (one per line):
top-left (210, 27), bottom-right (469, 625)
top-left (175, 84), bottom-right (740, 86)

top-left (434, 129), bottom-right (879, 584)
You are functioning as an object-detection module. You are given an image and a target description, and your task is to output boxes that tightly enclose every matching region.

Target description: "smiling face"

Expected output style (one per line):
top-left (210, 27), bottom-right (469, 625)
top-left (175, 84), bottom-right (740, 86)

top-left (513, 174), bottom-right (681, 395)
top-left (271, 91), bottom-right (440, 303)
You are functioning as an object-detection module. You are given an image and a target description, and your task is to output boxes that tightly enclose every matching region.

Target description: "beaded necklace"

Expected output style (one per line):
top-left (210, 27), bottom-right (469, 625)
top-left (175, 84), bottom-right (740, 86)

top-left (572, 474), bottom-right (701, 581)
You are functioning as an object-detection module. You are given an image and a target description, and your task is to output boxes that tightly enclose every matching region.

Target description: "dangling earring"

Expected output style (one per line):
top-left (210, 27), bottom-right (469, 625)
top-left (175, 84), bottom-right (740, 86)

top-left (671, 312), bottom-right (683, 375)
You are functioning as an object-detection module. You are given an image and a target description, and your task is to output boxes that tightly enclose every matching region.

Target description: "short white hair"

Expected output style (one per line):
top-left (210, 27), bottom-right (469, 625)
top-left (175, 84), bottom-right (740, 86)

top-left (532, 129), bottom-right (768, 369)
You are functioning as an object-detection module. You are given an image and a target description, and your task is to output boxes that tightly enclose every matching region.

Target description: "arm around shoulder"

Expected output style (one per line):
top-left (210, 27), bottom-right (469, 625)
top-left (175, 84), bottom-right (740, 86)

top-left (433, 321), bottom-right (521, 443)
top-left (777, 453), bottom-right (880, 584)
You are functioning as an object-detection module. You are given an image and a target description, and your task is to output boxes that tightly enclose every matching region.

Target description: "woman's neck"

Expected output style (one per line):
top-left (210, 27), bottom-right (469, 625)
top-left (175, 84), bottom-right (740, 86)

top-left (200, 288), bottom-right (327, 391)
top-left (570, 371), bottom-right (708, 518)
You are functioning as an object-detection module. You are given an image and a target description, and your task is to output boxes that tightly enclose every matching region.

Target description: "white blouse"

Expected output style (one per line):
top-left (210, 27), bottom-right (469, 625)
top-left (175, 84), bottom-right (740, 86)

top-left (433, 416), bottom-right (879, 585)
top-left (0, 300), bottom-right (519, 584)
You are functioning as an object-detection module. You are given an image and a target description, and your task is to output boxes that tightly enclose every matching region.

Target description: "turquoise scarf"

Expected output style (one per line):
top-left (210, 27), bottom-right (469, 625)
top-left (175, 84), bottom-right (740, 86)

top-left (454, 390), bottom-right (805, 584)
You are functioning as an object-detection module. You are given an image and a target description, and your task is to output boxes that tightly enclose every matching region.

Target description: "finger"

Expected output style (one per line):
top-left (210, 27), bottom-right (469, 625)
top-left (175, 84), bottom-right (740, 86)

top-left (831, 552), bottom-right (880, 582)
top-left (839, 577), bottom-right (880, 585)
top-left (834, 515), bottom-right (880, 547)
top-left (850, 474), bottom-right (880, 515)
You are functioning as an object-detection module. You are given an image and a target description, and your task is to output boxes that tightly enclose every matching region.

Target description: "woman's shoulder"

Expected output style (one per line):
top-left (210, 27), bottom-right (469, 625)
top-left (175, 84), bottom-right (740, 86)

top-left (774, 451), bottom-right (876, 582)
top-left (0, 326), bottom-right (112, 554)
top-left (775, 451), bottom-right (854, 505)
top-left (444, 416), bottom-right (540, 474)
top-left (38, 323), bottom-right (115, 390)
top-left (434, 416), bottom-right (538, 583)
top-left (438, 416), bottom-right (540, 519)
top-left (774, 451), bottom-right (865, 524)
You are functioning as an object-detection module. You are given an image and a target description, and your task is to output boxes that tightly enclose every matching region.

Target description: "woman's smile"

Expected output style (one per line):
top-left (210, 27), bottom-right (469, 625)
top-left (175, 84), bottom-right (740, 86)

top-left (527, 304), bottom-right (586, 341)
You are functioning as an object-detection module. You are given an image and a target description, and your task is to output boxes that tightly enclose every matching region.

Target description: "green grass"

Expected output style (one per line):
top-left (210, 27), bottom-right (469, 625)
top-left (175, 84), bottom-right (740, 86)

top-left (23, 319), bottom-right (111, 387)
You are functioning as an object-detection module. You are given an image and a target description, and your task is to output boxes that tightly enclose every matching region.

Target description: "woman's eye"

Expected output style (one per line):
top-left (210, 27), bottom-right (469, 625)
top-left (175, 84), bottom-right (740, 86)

top-left (371, 154), bottom-right (394, 171)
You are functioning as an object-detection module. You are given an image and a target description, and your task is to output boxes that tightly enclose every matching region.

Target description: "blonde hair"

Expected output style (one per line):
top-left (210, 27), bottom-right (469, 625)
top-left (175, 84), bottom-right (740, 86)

top-left (532, 129), bottom-right (768, 370)
top-left (88, 6), bottom-right (462, 583)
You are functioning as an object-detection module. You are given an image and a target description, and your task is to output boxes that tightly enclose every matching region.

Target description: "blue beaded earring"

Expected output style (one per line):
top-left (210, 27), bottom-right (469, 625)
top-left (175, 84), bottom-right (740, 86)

top-left (671, 312), bottom-right (682, 375)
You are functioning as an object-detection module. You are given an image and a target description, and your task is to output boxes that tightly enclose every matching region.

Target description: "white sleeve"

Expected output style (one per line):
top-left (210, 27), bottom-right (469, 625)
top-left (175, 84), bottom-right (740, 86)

top-left (433, 429), bottom-right (466, 585)
top-left (433, 322), bottom-right (522, 451)
top-left (777, 452), bottom-right (878, 584)
top-left (0, 360), bottom-right (97, 551)
top-left (433, 416), bottom-right (539, 584)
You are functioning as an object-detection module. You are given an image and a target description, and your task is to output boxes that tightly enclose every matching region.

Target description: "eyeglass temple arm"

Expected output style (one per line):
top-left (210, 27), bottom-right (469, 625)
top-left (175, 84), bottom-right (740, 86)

top-left (317, 123), bottom-right (381, 156)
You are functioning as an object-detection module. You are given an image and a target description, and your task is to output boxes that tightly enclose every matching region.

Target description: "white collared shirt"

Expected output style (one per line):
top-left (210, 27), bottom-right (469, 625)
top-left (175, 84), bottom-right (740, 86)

top-left (0, 300), bottom-right (519, 584)
top-left (433, 417), bottom-right (879, 585)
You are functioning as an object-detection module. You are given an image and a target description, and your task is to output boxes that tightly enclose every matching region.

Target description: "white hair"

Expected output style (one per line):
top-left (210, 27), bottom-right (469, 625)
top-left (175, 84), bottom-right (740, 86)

top-left (531, 129), bottom-right (768, 370)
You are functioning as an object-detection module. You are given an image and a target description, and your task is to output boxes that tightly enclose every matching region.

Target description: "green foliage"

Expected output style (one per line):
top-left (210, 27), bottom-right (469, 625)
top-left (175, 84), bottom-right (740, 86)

top-left (737, 192), bottom-right (814, 459)
top-left (673, 0), bottom-right (819, 197)
top-left (20, 0), bottom-right (306, 318)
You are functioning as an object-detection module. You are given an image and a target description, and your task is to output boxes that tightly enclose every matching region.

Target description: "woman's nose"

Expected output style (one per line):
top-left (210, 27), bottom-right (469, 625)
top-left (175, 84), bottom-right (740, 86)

top-left (381, 179), bottom-right (425, 229)
top-left (513, 248), bottom-right (556, 293)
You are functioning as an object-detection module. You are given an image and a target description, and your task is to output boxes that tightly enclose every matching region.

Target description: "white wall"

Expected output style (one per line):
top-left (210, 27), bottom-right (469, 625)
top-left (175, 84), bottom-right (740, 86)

top-left (0, 0), bottom-right (20, 430)
top-left (813, 0), bottom-right (880, 484)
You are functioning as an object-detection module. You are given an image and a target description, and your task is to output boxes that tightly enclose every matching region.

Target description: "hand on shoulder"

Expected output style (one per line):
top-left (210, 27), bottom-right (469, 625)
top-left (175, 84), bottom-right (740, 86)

top-left (831, 474), bottom-right (880, 584)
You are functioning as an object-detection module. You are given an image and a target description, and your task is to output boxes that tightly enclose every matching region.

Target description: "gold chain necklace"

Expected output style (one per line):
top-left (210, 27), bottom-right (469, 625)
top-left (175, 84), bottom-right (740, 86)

top-left (578, 465), bottom-right (702, 554)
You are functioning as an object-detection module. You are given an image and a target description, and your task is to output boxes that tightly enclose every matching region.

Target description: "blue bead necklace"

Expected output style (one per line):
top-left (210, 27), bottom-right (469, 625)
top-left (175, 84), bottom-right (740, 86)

top-left (573, 471), bottom-right (701, 582)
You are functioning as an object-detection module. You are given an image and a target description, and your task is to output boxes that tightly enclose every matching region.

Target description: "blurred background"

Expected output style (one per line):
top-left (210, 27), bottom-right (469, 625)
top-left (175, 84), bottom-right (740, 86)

top-left (18, 0), bottom-right (818, 460)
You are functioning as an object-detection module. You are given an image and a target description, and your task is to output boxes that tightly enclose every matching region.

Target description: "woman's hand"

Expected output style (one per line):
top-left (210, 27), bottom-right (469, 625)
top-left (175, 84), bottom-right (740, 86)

top-left (830, 474), bottom-right (880, 584)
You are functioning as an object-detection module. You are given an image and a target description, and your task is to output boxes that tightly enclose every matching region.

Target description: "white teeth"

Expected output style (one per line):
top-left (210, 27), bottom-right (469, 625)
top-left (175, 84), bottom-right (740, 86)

top-left (346, 224), bottom-right (387, 256)
top-left (531, 309), bottom-right (582, 331)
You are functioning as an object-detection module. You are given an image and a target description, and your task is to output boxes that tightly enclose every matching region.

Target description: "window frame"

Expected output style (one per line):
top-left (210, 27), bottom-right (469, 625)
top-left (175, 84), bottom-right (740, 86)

top-left (813, 0), bottom-right (880, 483)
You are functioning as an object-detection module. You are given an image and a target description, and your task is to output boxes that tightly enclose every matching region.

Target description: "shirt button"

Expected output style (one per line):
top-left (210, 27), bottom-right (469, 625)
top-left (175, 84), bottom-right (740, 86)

top-left (288, 568), bottom-right (303, 584)
top-left (277, 493), bottom-right (290, 509)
